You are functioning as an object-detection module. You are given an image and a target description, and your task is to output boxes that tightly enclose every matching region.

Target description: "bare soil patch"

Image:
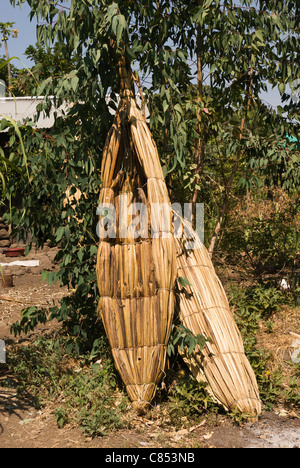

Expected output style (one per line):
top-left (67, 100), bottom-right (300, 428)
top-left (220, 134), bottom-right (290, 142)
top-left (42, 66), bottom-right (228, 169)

top-left (0, 248), bottom-right (299, 449)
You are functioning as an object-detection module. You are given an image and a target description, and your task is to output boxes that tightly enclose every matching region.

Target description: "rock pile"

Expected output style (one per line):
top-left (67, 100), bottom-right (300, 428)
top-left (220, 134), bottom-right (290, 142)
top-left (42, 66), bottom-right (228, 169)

top-left (0, 219), bottom-right (11, 248)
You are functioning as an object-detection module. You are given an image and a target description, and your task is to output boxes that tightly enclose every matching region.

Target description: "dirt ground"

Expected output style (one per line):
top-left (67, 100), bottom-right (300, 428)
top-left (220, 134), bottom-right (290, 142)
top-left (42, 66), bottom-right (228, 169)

top-left (0, 247), bottom-right (299, 449)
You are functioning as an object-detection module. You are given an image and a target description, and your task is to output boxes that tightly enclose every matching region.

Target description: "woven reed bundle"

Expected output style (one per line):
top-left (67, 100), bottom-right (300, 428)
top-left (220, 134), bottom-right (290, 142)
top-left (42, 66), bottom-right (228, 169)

top-left (97, 57), bottom-right (176, 412)
top-left (175, 214), bottom-right (262, 418)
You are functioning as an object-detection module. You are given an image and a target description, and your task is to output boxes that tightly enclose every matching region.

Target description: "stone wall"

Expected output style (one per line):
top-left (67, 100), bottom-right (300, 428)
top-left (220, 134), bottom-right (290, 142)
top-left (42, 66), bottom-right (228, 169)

top-left (0, 219), bottom-right (11, 248)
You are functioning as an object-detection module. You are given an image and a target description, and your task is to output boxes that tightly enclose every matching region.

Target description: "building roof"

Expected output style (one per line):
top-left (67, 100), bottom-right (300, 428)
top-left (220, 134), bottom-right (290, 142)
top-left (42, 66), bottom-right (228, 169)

top-left (0, 95), bottom-right (149, 133)
top-left (0, 97), bottom-right (68, 130)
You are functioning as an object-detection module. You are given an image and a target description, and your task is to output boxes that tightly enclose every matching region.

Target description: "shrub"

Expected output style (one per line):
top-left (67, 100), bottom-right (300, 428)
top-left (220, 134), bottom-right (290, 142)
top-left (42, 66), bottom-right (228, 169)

top-left (7, 337), bottom-right (129, 437)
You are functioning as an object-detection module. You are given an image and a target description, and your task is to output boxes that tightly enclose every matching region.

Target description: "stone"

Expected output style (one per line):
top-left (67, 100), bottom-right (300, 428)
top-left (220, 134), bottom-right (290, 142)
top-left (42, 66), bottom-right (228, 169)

top-left (0, 240), bottom-right (10, 248)
top-left (0, 229), bottom-right (9, 239)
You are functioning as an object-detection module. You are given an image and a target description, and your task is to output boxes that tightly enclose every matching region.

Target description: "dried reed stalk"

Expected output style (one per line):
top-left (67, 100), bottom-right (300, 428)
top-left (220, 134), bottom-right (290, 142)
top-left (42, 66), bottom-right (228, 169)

top-left (175, 213), bottom-right (262, 419)
top-left (97, 57), bottom-right (176, 412)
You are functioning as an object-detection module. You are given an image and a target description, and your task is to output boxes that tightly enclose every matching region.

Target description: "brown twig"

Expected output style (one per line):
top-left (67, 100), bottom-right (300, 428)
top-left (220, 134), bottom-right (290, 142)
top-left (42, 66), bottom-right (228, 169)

top-left (132, 71), bottom-right (146, 121)
top-left (0, 295), bottom-right (48, 306)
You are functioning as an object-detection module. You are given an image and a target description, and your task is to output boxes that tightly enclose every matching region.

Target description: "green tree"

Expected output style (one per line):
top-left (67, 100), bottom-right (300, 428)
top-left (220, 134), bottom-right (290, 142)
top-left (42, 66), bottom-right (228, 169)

top-left (16, 42), bottom-right (79, 95)
top-left (153, 0), bottom-right (299, 254)
top-left (3, 0), bottom-right (299, 350)
top-left (0, 22), bottom-right (19, 96)
top-left (0, 55), bottom-right (21, 94)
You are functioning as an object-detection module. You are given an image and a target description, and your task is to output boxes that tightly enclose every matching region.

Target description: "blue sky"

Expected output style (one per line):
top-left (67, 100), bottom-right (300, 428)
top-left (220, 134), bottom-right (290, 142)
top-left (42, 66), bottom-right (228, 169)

top-left (1, 0), bottom-right (283, 108)
top-left (1, 1), bottom-right (38, 67)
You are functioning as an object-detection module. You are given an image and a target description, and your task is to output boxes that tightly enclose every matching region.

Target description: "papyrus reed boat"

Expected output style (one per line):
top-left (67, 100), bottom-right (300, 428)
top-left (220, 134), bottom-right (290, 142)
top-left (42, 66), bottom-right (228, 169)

top-left (174, 213), bottom-right (262, 419)
top-left (97, 57), bottom-right (176, 412)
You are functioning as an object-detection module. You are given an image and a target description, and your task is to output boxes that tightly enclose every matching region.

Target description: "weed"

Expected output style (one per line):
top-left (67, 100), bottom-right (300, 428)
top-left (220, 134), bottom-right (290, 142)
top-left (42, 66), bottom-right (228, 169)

top-left (266, 320), bottom-right (274, 333)
top-left (167, 324), bottom-right (212, 358)
top-left (284, 362), bottom-right (300, 408)
top-left (168, 375), bottom-right (219, 426)
top-left (61, 361), bottom-right (129, 437)
top-left (230, 283), bottom-right (284, 321)
top-left (8, 338), bottom-right (67, 405)
top-left (229, 283), bottom-right (300, 411)
top-left (6, 336), bottom-right (129, 437)
top-left (5, 279), bottom-right (299, 439)
top-left (55, 407), bottom-right (69, 428)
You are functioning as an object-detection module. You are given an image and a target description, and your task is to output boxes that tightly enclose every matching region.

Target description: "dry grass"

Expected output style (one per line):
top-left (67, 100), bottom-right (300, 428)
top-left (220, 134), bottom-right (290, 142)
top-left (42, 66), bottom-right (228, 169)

top-left (256, 305), bottom-right (300, 374)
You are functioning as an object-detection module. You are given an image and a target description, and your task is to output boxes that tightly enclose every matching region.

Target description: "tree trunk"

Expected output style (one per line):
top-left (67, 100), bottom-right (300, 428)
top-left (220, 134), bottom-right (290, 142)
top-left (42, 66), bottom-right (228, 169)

top-left (208, 67), bottom-right (254, 258)
top-left (190, 19), bottom-right (204, 225)
top-left (3, 39), bottom-right (12, 97)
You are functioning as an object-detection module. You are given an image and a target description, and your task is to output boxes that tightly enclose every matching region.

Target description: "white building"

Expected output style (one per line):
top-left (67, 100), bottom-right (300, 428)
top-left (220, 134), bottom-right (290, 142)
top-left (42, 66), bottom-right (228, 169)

top-left (0, 96), bottom-right (69, 129)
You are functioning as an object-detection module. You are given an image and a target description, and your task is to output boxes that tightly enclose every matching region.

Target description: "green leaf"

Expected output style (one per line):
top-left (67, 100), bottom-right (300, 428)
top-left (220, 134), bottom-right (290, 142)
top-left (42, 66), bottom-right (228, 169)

top-left (37, 77), bottom-right (52, 96)
top-left (278, 82), bottom-right (286, 95)
top-left (174, 103), bottom-right (183, 114)
top-left (1, 117), bottom-right (30, 181)
top-left (178, 276), bottom-right (191, 288)
top-left (90, 245), bottom-right (98, 257)
top-left (65, 226), bottom-right (71, 241)
top-left (0, 119), bottom-right (8, 131)
top-left (41, 270), bottom-right (48, 283)
top-left (0, 56), bottom-right (20, 70)
top-left (56, 226), bottom-right (64, 242)
top-left (162, 100), bottom-right (169, 113)
top-left (71, 76), bottom-right (79, 92)
top-left (77, 249), bottom-right (84, 262)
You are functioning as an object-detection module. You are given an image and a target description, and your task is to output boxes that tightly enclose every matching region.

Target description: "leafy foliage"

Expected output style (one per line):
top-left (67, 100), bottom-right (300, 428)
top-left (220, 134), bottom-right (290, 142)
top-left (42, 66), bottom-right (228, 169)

top-left (167, 324), bottom-right (212, 357)
top-left (168, 376), bottom-right (218, 423)
top-left (3, 0), bottom-right (299, 357)
top-left (221, 188), bottom-right (300, 300)
top-left (0, 21), bottom-right (19, 95)
top-left (7, 337), bottom-right (129, 436)
top-left (0, 55), bottom-right (21, 93)
top-left (229, 283), bottom-right (299, 410)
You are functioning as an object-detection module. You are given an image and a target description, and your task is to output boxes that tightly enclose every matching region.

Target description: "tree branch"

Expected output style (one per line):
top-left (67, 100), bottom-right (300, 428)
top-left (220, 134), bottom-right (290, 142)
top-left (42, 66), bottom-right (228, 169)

top-left (208, 66), bottom-right (254, 257)
top-left (132, 71), bottom-right (146, 121)
top-left (190, 12), bottom-right (205, 225)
